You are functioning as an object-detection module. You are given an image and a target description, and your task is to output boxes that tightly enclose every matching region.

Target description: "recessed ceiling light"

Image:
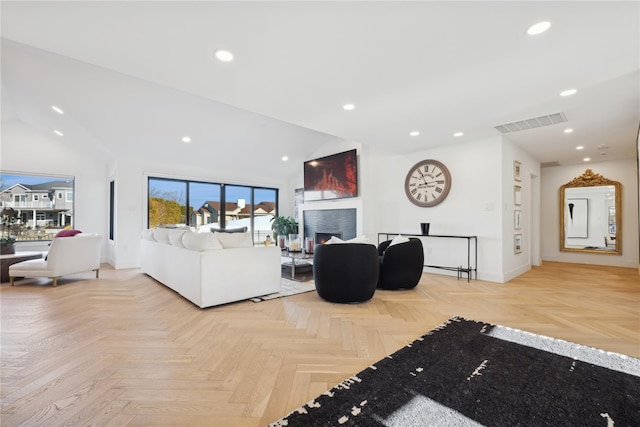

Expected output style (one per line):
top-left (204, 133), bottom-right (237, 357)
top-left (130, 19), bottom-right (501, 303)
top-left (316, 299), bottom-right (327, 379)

top-left (453, 132), bottom-right (464, 137)
top-left (343, 103), bottom-right (355, 111)
top-left (576, 145), bottom-right (584, 150)
top-left (54, 130), bottom-right (63, 137)
top-left (182, 136), bottom-right (191, 143)
top-left (583, 157), bottom-right (591, 162)
top-left (527, 21), bottom-right (551, 36)
top-left (409, 131), bottom-right (420, 137)
top-left (564, 128), bottom-right (573, 133)
top-left (281, 156), bottom-right (289, 162)
top-left (51, 105), bottom-right (64, 114)
top-left (560, 88), bottom-right (577, 97)
top-left (214, 50), bottom-right (234, 62)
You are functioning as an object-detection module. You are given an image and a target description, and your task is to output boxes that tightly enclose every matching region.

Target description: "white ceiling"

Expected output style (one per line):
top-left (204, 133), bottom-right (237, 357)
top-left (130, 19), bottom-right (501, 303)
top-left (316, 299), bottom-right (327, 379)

top-left (1, 1), bottom-right (639, 181)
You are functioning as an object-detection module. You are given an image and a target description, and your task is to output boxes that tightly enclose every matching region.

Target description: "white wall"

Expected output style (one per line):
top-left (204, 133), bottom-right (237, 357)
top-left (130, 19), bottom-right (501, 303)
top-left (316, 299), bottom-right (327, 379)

top-left (367, 135), bottom-right (540, 282)
top-left (1, 121), bottom-right (109, 255)
top-left (541, 158), bottom-right (639, 268)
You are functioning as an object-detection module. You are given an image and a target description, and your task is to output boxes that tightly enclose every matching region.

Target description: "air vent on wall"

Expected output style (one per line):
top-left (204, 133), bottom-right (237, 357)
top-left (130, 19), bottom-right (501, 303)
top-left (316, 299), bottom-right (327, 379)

top-left (494, 112), bottom-right (568, 134)
top-left (541, 161), bottom-right (560, 168)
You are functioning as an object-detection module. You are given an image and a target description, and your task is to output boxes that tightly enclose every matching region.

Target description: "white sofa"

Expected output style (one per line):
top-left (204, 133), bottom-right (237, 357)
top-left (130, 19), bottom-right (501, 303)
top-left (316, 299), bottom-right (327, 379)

top-left (9, 233), bottom-right (103, 287)
top-left (140, 228), bottom-right (281, 308)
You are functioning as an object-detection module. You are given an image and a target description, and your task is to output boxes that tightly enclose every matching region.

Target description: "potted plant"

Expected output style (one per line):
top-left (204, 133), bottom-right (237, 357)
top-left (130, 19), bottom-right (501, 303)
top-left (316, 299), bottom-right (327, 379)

top-left (270, 215), bottom-right (298, 250)
top-left (1, 208), bottom-right (19, 255)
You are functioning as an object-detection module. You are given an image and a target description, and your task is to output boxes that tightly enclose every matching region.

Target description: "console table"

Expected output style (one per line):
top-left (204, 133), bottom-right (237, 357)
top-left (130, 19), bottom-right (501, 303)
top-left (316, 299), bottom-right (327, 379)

top-left (378, 233), bottom-right (477, 281)
top-left (0, 251), bottom-right (43, 283)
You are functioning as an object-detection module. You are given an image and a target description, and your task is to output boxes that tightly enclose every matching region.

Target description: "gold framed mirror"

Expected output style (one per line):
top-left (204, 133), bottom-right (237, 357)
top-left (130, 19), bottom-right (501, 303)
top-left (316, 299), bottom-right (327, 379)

top-left (559, 169), bottom-right (621, 254)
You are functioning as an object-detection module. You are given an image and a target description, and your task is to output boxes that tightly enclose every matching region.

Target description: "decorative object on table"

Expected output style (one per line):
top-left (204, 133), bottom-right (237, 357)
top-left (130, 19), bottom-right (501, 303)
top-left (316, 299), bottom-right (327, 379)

top-left (0, 207), bottom-right (19, 255)
top-left (404, 159), bottom-right (451, 207)
top-left (420, 222), bottom-right (430, 235)
top-left (269, 317), bottom-right (640, 427)
top-left (514, 160), bottom-right (522, 181)
top-left (270, 215), bottom-right (298, 250)
top-left (514, 184), bottom-right (522, 206)
top-left (514, 233), bottom-right (522, 254)
top-left (304, 236), bottom-right (315, 253)
top-left (313, 242), bottom-right (379, 303)
top-left (303, 149), bottom-right (358, 202)
top-left (377, 237), bottom-right (424, 290)
top-left (288, 234), bottom-right (301, 252)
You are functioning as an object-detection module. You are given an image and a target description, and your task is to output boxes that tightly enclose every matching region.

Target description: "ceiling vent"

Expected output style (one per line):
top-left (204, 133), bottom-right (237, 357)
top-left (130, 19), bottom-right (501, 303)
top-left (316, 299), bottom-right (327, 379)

top-left (541, 161), bottom-right (560, 168)
top-left (494, 112), bottom-right (568, 134)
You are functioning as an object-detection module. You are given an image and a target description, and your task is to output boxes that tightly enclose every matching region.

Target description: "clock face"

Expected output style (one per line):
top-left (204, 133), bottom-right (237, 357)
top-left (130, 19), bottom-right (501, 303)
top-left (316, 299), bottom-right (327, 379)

top-left (404, 159), bottom-right (452, 207)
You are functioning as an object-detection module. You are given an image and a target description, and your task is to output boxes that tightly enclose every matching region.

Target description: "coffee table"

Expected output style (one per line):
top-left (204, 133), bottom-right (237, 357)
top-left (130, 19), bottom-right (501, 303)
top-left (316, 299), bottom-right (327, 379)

top-left (0, 251), bottom-right (43, 283)
top-left (281, 250), bottom-right (313, 281)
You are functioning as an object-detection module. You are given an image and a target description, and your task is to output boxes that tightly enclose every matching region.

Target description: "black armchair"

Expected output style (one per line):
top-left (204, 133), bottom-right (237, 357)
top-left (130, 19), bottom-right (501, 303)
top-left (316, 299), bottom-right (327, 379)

top-left (313, 243), bottom-right (379, 303)
top-left (377, 238), bottom-right (424, 290)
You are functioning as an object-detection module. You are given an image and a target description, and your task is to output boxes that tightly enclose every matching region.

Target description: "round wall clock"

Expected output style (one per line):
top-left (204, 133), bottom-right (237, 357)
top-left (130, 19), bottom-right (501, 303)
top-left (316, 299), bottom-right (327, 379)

top-left (404, 159), bottom-right (452, 207)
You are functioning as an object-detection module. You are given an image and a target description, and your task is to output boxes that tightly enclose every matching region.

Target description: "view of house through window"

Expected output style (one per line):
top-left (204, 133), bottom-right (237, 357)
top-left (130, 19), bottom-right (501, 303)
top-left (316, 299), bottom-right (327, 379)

top-left (148, 177), bottom-right (277, 245)
top-left (0, 172), bottom-right (75, 241)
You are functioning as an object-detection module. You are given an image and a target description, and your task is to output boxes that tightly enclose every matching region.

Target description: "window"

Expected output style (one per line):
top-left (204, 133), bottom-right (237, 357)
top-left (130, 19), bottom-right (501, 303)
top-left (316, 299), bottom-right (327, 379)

top-left (147, 177), bottom-right (278, 245)
top-left (0, 172), bottom-right (75, 240)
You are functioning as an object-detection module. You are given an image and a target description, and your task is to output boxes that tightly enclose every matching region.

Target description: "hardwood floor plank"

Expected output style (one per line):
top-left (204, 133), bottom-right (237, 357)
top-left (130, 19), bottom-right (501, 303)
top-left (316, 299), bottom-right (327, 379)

top-left (1, 261), bottom-right (638, 426)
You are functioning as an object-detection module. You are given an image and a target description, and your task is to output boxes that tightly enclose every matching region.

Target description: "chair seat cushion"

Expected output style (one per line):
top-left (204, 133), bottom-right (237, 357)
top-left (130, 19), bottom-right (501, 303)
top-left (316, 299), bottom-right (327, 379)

top-left (9, 259), bottom-right (53, 276)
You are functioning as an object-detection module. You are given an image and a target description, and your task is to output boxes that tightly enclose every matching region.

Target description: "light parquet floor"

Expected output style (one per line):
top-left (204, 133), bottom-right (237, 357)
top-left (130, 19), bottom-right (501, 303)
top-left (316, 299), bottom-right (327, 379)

top-left (1, 262), bottom-right (638, 426)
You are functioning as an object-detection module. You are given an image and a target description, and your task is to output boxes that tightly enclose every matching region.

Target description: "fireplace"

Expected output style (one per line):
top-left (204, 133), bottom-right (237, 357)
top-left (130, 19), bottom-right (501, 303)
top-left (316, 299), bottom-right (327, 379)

top-left (303, 208), bottom-right (357, 243)
top-left (314, 231), bottom-right (343, 245)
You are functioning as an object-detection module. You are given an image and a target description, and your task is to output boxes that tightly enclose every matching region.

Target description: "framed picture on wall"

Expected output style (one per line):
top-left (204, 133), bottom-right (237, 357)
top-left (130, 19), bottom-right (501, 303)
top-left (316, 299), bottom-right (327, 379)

top-left (514, 160), bottom-right (522, 182)
top-left (514, 185), bottom-right (522, 206)
top-left (514, 234), bottom-right (522, 254)
top-left (514, 209), bottom-right (522, 230)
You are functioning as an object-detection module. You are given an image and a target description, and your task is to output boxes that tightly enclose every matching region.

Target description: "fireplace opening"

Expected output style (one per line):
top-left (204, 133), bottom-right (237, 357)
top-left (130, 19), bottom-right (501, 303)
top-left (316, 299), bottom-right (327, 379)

top-left (315, 232), bottom-right (343, 245)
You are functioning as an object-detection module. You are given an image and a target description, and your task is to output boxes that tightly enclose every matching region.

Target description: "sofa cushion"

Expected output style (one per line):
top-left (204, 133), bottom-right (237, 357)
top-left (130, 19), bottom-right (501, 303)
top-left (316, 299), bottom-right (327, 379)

top-left (153, 228), bottom-right (172, 245)
top-left (141, 229), bottom-right (156, 241)
top-left (169, 229), bottom-right (192, 248)
top-left (182, 231), bottom-right (223, 251)
top-left (214, 232), bottom-right (253, 248)
top-left (55, 229), bottom-right (82, 238)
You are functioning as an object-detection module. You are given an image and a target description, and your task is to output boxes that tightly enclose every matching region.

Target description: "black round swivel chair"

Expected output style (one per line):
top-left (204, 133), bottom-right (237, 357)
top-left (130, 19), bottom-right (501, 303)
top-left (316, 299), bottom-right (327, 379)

top-left (377, 238), bottom-right (424, 290)
top-left (313, 243), bottom-right (379, 303)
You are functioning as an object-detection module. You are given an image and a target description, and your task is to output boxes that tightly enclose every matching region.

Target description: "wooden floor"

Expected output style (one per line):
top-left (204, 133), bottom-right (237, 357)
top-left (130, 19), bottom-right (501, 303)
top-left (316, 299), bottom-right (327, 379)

top-left (1, 262), bottom-right (638, 426)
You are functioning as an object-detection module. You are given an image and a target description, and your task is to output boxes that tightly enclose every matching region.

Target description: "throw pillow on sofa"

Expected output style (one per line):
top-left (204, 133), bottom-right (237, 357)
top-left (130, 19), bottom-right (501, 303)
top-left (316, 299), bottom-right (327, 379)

top-left (169, 228), bottom-right (192, 248)
top-left (182, 231), bottom-right (223, 251)
top-left (141, 229), bottom-right (156, 241)
top-left (214, 232), bottom-right (253, 248)
top-left (153, 228), bottom-right (172, 245)
top-left (55, 229), bottom-right (82, 238)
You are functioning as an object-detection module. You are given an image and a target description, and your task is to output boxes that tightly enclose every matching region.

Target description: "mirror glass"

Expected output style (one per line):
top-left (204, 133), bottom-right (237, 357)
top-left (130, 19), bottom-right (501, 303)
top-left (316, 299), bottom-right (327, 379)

top-left (559, 169), bottom-right (621, 254)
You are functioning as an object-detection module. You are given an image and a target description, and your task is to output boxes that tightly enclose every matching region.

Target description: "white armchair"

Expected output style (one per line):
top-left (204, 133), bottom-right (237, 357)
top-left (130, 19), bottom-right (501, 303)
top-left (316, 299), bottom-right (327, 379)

top-left (9, 234), bottom-right (103, 287)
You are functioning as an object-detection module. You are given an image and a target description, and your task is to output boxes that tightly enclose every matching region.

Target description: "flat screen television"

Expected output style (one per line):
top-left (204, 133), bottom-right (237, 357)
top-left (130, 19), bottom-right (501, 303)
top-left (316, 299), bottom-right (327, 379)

top-left (304, 149), bottom-right (357, 201)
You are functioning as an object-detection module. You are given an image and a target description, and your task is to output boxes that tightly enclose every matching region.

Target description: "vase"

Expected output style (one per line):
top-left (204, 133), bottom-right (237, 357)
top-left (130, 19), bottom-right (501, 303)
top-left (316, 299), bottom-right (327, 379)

top-left (0, 244), bottom-right (16, 255)
top-left (288, 234), bottom-right (301, 252)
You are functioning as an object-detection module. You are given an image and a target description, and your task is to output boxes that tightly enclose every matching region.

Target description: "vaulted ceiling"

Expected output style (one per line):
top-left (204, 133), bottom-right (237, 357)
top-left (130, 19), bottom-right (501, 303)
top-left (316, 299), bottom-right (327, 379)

top-left (2, 1), bottom-right (638, 182)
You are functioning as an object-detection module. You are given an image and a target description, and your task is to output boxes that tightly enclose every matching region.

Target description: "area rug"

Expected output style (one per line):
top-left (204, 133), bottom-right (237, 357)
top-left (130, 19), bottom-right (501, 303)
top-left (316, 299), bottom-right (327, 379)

top-left (250, 278), bottom-right (315, 302)
top-left (269, 316), bottom-right (640, 426)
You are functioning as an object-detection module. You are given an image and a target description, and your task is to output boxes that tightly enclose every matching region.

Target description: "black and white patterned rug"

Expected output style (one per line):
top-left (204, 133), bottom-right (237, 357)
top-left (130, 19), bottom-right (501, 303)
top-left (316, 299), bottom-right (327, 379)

top-left (269, 317), bottom-right (640, 426)
top-left (250, 278), bottom-right (315, 302)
